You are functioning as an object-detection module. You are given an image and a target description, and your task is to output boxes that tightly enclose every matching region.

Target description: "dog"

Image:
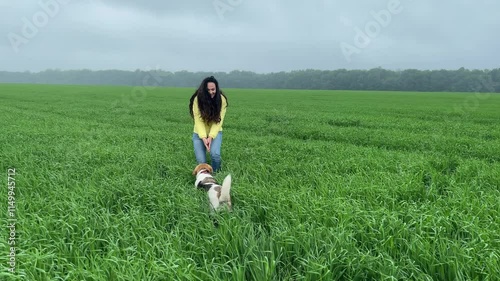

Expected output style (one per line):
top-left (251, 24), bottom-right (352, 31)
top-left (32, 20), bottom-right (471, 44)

top-left (192, 163), bottom-right (232, 212)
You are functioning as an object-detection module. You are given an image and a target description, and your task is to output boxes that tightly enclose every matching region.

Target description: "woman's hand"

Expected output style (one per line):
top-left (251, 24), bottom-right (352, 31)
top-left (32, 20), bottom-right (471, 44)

top-left (202, 137), bottom-right (212, 152)
top-left (206, 137), bottom-right (213, 152)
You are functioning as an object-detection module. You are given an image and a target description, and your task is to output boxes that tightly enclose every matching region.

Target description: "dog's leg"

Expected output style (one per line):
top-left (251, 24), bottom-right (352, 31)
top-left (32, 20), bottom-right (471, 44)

top-left (221, 174), bottom-right (232, 210)
top-left (208, 187), bottom-right (220, 211)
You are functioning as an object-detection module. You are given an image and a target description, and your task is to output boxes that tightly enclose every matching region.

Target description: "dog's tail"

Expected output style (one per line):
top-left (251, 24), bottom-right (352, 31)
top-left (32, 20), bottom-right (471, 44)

top-left (220, 174), bottom-right (232, 209)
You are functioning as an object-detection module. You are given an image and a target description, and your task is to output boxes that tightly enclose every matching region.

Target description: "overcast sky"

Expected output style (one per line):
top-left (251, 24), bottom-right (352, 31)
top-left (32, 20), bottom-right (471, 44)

top-left (1, 0), bottom-right (499, 73)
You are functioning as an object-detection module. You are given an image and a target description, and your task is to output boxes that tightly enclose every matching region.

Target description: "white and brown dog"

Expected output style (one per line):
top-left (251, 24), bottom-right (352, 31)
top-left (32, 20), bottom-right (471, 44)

top-left (192, 163), bottom-right (232, 212)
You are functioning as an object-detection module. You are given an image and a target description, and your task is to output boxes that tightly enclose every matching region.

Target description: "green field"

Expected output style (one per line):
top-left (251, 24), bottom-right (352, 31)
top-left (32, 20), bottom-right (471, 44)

top-left (1, 83), bottom-right (499, 280)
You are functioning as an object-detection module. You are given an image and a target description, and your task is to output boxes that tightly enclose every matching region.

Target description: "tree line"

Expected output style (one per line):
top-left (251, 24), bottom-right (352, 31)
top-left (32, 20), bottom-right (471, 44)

top-left (1, 67), bottom-right (499, 92)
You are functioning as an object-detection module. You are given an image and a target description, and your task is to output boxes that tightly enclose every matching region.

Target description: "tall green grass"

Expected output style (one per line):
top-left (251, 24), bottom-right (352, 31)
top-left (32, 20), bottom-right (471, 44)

top-left (0, 83), bottom-right (499, 280)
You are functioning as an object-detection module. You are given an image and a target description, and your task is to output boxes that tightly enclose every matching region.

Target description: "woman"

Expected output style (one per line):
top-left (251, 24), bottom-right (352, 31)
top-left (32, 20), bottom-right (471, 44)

top-left (189, 76), bottom-right (228, 172)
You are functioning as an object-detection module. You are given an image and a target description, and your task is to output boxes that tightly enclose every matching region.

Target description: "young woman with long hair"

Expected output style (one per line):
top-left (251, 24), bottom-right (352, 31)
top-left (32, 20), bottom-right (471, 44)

top-left (189, 76), bottom-right (228, 172)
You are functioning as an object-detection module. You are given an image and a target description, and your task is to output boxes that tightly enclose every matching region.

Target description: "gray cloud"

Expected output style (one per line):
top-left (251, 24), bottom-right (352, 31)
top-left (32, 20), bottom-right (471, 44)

top-left (1, 0), bottom-right (499, 73)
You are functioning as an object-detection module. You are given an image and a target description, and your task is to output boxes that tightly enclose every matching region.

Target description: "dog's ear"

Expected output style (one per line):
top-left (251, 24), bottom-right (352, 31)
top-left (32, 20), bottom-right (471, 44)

top-left (192, 164), bottom-right (201, 176)
top-left (207, 165), bottom-right (213, 174)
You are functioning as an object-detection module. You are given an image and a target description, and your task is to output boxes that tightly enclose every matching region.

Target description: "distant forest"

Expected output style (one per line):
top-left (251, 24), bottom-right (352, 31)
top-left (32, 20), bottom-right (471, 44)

top-left (1, 67), bottom-right (499, 92)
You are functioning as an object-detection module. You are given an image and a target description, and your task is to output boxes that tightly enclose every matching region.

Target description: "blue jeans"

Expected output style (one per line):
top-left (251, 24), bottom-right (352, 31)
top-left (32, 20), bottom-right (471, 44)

top-left (193, 132), bottom-right (222, 172)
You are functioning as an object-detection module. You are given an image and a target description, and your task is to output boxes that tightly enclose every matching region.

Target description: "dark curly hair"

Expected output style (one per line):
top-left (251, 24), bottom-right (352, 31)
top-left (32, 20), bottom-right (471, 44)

top-left (189, 76), bottom-right (228, 123)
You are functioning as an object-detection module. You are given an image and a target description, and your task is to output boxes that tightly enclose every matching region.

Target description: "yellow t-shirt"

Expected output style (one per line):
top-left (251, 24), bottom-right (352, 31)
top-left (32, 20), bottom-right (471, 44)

top-left (192, 95), bottom-right (227, 139)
